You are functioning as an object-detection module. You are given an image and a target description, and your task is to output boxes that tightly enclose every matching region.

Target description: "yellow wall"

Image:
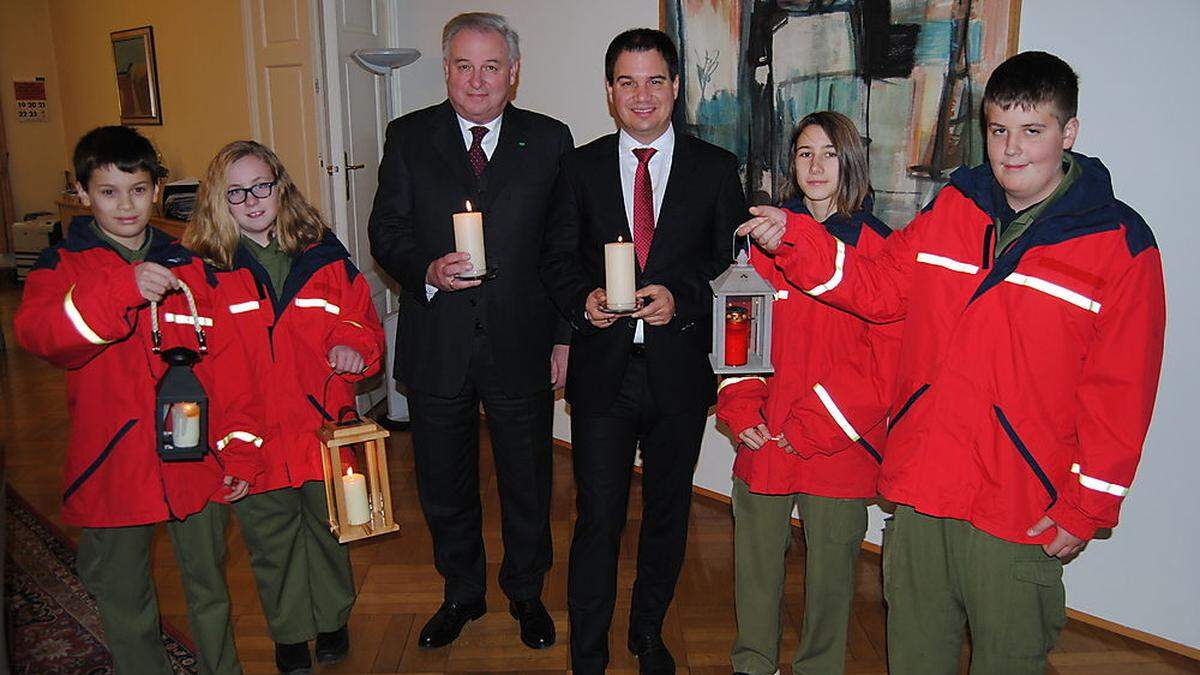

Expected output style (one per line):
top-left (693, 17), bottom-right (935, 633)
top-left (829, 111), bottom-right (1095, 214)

top-left (0, 0), bottom-right (71, 217)
top-left (46, 0), bottom-right (254, 181)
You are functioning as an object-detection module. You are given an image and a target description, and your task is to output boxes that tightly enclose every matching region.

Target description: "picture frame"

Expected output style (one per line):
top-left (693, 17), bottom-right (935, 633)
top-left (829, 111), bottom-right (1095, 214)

top-left (110, 25), bottom-right (162, 125)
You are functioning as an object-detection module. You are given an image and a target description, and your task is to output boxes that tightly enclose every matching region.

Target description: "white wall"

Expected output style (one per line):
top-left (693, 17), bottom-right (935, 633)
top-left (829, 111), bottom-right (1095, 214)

top-left (1019, 0), bottom-right (1200, 650)
top-left (391, 0), bottom-right (1199, 648)
top-left (392, 0), bottom-right (656, 143)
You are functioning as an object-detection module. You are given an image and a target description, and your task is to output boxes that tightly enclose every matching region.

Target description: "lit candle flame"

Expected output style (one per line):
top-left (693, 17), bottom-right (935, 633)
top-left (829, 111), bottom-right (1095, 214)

top-left (345, 466), bottom-right (354, 477)
top-left (617, 235), bottom-right (623, 243)
top-left (465, 200), bottom-right (473, 212)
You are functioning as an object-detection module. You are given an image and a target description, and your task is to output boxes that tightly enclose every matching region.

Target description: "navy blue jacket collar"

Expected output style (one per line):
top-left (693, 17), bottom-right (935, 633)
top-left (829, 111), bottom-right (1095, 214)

top-left (779, 195), bottom-right (890, 246)
top-left (949, 151), bottom-right (1113, 229)
top-left (234, 230), bottom-right (354, 318)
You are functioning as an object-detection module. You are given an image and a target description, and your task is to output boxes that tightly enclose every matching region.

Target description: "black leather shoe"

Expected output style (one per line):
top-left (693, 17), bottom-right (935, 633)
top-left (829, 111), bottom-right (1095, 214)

top-left (508, 598), bottom-right (555, 649)
top-left (274, 641), bottom-right (312, 674)
top-left (628, 633), bottom-right (675, 675)
top-left (418, 600), bottom-right (487, 648)
top-left (315, 625), bottom-right (349, 664)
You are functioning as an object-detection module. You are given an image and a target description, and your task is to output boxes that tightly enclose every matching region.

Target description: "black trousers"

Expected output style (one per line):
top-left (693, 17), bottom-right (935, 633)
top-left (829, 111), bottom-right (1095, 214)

top-left (409, 333), bottom-right (554, 604)
top-left (567, 355), bottom-right (708, 674)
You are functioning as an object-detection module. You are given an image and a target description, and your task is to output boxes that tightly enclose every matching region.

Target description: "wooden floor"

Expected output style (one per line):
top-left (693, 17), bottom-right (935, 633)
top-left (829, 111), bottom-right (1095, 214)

top-left (1, 279), bottom-right (1196, 675)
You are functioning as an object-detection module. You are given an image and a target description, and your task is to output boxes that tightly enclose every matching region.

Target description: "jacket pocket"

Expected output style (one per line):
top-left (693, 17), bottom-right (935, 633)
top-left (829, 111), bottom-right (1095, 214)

top-left (62, 418), bottom-right (138, 503)
top-left (888, 384), bottom-right (930, 431)
top-left (994, 405), bottom-right (1057, 509)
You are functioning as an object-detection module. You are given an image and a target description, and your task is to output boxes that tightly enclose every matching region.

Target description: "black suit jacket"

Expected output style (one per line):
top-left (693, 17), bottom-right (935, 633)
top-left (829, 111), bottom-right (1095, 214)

top-left (369, 101), bottom-right (573, 397)
top-left (541, 132), bottom-right (746, 415)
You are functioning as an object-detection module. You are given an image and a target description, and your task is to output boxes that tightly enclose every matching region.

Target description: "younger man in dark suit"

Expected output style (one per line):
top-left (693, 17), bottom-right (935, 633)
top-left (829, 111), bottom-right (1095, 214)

top-left (368, 11), bottom-right (572, 651)
top-left (541, 28), bottom-right (745, 675)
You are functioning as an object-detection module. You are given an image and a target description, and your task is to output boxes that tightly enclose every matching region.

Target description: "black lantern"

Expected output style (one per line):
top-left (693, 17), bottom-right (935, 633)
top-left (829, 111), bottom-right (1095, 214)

top-left (155, 347), bottom-right (209, 461)
top-left (151, 281), bottom-right (209, 462)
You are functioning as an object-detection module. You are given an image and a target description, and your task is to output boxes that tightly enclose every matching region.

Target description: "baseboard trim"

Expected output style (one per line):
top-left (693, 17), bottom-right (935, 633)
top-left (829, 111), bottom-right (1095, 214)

top-left (1062, 608), bottom-right (1199, 660)
top-left (552, 438), bottom-right (1197, 660)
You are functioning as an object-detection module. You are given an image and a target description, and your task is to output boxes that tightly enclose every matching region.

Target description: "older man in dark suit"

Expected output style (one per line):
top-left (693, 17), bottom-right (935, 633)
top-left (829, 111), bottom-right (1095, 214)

top-left (541, 28), bottom-right (745, 675)
top-left (368, 12), bottom-right (571, 651)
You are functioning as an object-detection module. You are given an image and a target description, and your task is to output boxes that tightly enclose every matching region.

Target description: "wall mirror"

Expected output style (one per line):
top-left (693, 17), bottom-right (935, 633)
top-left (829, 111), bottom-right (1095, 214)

top-left (111, 26), bottom-right (162, 125)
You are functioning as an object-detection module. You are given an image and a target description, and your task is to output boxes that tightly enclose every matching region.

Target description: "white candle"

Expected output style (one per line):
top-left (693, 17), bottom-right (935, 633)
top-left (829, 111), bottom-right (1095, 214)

top-left (452, 201), bottom-right (487, 277)
top-left (604, 237), bottom-right (637, 310)
top-left (342, 467), bottom-right (370, 525)
top-left (170, 402), bottom-right (201, 448)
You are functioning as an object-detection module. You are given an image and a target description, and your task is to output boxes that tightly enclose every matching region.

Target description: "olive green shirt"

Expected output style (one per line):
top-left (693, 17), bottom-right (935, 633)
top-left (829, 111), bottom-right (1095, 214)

top-left (994, 154), bottom-right (1082, 259)
top-left (91, 220), bottom-right (153, 263)
top-left (240, 234), bottom-right (293, 299)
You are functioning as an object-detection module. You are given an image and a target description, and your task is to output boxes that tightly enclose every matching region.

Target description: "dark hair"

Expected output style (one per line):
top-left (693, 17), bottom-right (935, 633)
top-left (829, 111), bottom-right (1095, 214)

top-left (72, 125), bottom-right (165, 189)
top-left (605, 28), bottom-right (679, 83)
top-left (783, 111), bottom-right (872, 216)
top-left (982, 51), bottom-right (1078, 126)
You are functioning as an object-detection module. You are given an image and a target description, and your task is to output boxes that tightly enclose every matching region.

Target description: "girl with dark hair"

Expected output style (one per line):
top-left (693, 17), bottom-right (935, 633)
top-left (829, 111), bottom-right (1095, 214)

top-left (717, 111), bottom-right (900, 675)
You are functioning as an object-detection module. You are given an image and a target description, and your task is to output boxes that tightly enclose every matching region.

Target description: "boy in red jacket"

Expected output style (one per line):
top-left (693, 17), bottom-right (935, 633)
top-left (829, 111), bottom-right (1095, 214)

top-left (739, 52), bottom-right (1166, 674)
top-left (15, 126), bottom-right (264, 675)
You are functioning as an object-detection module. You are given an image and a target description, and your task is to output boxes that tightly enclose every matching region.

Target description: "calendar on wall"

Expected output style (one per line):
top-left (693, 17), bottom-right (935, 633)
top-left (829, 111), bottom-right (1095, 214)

top-left (14, 80), bottom-right (48, 122)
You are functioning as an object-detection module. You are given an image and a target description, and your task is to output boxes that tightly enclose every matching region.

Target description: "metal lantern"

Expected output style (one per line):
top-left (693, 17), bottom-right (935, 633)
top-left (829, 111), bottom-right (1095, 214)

top-left (155, 347), bottom-right (209, 461)
top-left (152, 281), bottom-right (210, 462)
top-left (710, 249), bottom-right (776, 374)
top-left (318, 419), bottom-right (400, 543)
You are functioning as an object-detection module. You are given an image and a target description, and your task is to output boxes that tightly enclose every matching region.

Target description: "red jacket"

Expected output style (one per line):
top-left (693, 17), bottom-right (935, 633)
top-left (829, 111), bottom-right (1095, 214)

top-left (773, 153), bottom-right (1166, 544)
top-left (15, 221), bottom-right (265, 528)
top-left (716, 204), bottom-right (900, 498)
top-left (232, 232), bottom-right (385, 493)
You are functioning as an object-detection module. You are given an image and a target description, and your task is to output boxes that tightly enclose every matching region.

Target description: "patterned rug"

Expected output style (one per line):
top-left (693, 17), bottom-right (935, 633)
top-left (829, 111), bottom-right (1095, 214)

top-left (4, 485), bottom-right (198, 674)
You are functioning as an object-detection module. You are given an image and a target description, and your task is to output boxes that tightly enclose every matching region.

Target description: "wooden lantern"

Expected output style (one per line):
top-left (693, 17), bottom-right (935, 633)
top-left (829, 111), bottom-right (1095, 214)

top-left (709, 249), bottom-right (776, 375)
top-left (318, 419), bottom-right (400, 543)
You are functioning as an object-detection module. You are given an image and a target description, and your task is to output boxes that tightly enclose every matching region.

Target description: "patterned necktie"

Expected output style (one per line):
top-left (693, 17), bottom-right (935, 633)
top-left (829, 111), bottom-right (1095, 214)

top-left (632, 147), bottom-right (657, 269)
top-left (468, 125), bottom-right (489, 177)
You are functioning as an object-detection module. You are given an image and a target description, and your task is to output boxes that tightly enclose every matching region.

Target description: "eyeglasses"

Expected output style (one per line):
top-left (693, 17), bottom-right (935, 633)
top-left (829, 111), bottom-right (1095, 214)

top-left (226, 180), bottom-right (277, 205)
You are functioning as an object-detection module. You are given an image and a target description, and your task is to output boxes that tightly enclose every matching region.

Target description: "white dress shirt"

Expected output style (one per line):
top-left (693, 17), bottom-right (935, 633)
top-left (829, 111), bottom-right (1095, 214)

top-left (617, 125), bottom-right (675, 343)
top-left (427, 113), bottom-right (504, 300)
top-left (456, 112), bottom-right (502, 160)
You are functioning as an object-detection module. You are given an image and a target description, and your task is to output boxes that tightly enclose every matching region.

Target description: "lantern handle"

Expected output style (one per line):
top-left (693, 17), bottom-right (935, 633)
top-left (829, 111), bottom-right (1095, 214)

top-left (150, 279), bottom-right (208, 354)
top-left (732, 228), bottom-right (750, 263)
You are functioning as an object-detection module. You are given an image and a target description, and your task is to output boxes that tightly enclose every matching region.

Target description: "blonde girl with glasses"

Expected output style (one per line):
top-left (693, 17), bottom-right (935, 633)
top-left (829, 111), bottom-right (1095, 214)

top-left (186, 140), bottom-right (385, 674)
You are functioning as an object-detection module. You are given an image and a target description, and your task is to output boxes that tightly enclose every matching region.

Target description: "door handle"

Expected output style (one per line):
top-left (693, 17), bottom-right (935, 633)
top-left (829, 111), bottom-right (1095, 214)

top-left (343, 152), bottom-right (364, 201)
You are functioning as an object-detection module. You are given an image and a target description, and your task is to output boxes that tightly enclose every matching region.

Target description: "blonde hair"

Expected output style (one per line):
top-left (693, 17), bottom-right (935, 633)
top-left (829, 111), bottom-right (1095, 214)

top-left (185, 140), bottom-right (327, 270)
top-left (783, 111), bottom-right (872, 217)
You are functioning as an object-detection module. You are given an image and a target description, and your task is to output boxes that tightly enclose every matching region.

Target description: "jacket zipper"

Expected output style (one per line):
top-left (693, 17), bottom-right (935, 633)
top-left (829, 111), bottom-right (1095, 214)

top-left (981, 222), bottom-right (995, 270)
top-left (993, 405), bottom-right (1058, 509)
top-left (62, 419), bottom-right (138, 503)
top-left (888, 384), bottom-right (930, 431)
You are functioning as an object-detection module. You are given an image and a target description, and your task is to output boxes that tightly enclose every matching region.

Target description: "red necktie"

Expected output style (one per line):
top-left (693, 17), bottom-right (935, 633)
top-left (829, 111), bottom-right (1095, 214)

top-left (468, 125), bottom-right (489, 177)
top-left (632, 147), bottom-right (657, 269)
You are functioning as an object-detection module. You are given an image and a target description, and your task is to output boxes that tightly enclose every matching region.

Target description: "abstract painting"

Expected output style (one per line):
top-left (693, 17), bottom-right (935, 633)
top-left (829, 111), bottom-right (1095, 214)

top-left (665, 0), bottom-right (1020, 227)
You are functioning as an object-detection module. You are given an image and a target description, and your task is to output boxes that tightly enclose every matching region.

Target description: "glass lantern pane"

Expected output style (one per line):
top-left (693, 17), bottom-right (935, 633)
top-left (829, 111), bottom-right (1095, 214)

top-left (337, 442), bottom-right (372, 526)
top-left (169, 401), bottom-right (202, 448)
top-left (723, 297), bottom-right (752, 367)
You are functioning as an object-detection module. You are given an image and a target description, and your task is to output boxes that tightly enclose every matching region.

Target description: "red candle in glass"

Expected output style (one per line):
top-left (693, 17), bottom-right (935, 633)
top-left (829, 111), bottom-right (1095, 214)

top-left (724, 305), bottom-right (750, 366)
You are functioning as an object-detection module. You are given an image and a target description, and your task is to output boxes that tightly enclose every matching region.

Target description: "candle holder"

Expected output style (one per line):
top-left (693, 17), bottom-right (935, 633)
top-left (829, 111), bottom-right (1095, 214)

top-left (709, 249), bottom-right (776, 374)
top-left (456, 265), bottom-right (499, 281)
top-left (318, 419), bottom-right (400, 543)
top-left (601, 297), bottom-right (642, 315)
